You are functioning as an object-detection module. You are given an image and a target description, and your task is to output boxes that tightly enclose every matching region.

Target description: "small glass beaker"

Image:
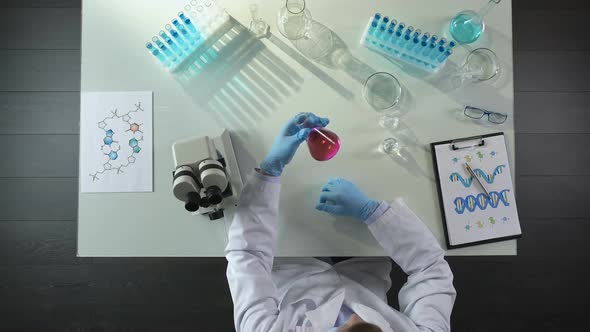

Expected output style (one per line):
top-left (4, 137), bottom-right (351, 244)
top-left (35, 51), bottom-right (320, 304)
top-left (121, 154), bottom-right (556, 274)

top-left (363, 72), bottom-right (403, 130)
top-left (277, 0), bottom-right (312, 40)
top-left (452, 48), bottom-right (500, 87)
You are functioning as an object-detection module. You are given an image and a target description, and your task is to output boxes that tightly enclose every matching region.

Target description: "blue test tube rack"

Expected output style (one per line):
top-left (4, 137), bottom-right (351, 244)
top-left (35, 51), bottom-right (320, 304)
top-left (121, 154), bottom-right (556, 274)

top-left (361, 13), bottom-right (456, 73)
top-left (145, 0), bottom-right (230, 73)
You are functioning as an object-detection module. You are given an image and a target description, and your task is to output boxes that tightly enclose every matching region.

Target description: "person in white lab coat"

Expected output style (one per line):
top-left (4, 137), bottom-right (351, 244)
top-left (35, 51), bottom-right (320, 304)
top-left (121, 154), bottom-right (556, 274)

top-left (225, 113), bottom-right (456, 332)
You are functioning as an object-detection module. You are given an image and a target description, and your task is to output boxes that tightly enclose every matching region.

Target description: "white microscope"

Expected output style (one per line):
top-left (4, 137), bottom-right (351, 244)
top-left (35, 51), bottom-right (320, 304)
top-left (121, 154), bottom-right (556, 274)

top-left (172, 129), bottom-right (243, 220)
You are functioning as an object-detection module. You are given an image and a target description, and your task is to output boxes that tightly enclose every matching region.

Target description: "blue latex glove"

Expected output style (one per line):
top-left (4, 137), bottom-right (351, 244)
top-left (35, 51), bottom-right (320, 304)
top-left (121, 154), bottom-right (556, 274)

top-left (316, 178), bottom-right (380, 222)
top-left (260, 113), bottom-right (330, 176)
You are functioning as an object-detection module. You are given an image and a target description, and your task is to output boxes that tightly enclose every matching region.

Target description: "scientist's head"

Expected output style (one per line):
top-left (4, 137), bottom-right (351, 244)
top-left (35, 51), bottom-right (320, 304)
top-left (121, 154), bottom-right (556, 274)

top-left (338, 314), bottom-right (382, 332)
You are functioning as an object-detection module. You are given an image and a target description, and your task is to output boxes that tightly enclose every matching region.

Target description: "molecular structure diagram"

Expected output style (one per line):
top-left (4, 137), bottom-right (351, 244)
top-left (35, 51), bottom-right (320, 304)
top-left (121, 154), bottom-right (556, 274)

top-left (90, 102), bottom-right (144, 181)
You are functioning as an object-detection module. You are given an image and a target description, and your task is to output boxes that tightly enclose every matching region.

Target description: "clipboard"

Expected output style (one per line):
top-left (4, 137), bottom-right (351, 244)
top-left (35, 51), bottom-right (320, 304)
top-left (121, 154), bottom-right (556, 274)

top-left (431, 132), bottom-right (522, 249)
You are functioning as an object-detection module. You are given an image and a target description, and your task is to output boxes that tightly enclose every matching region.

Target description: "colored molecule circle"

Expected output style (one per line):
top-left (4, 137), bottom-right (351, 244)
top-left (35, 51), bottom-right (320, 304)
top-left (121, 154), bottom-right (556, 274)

top-left (129, 138), bottom-right (139, 147)
top-left (103, 136), bottom-right (114, 145)
top-left (108, 151), bottom-right (119, 160)
top-left (133, 146), bottom-right (142, 153)
top-left (129, 123), bottom-right (141, 133)
top-left (105, 129), bottom-right (114, 137)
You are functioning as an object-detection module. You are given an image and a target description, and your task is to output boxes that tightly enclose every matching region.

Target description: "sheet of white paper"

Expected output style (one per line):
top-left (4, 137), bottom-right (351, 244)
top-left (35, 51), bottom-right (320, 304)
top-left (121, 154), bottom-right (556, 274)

top-left (434, 135), bottom-right (521, 246)
top-left (80, 91), bottom-right (153, 193)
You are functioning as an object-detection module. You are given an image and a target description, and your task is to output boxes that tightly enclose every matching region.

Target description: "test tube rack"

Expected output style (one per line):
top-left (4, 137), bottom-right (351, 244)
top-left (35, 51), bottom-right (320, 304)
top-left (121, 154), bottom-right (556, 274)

top-left (145, 0), bottom-right (231, 73)
top-left (360, 13), bottom-right (456, 73)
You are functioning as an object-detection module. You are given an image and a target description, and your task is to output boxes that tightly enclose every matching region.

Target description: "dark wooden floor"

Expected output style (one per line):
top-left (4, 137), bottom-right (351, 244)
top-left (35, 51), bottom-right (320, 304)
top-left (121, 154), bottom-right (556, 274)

top-left (0, 0), bottom-right (588, 330)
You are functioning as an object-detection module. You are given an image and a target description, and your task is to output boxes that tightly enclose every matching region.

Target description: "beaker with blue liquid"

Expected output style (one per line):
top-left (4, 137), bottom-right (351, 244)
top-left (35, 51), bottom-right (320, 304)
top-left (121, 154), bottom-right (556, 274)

top-left (449, 0), bottom-right (501, 44)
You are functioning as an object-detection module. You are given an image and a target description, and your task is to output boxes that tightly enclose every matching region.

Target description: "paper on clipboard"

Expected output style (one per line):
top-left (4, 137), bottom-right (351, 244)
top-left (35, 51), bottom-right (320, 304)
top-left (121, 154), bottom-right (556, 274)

top-left (432, 133), bottom-right (522, 248)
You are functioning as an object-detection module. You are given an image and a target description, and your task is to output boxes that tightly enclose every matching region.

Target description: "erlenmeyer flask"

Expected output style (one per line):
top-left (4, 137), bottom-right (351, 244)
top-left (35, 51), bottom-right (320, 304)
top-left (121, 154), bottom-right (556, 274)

top-left (295, 113), bottom-right (341, 161)
top-left (306, 127), bottom-right (340, 161)
top-left (277, 0), bottom-right (312, 40)
top-left (449, 0), bottom-right (501, 44)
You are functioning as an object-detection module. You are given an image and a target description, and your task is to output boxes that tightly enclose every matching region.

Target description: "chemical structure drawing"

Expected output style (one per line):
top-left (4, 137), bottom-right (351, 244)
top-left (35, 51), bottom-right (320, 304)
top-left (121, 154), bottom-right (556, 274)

top-left (90, 102), bottom-right (145, 181)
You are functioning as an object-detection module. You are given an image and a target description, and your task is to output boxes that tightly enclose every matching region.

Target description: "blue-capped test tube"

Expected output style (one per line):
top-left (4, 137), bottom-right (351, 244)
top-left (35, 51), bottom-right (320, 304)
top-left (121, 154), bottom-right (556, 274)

top-left (376, 16), bottom-right (389, 39)
top-left (437, 37), bottom-right (448, 49)
top-left (167, 24), bottom-right (190, 51)
top-left (422, 35), bottom-right (438, 57)
top-left (444, 40), bottom-right (457, 53)
top-left (384, 19), bottom-right (397, 41)
top-left (153, 36), bottom-right (178, 63)
top-left (146, 42), bottom-right (170, 68)
top-left (430, 45), bottom-right (446, 60)
top-left (173, 19), bottom-right (196, 46)
top-left (390, 22), bottom-right (405, 44)
top-left (413, 32), bottom-right (430, 53)
top-left (368, 19), bottom-right (379, 36)
top-left (159, 30), bottom-right (184, 57)
top-left (437, 49), bottom-right (452, 63)
top-left (398, 26), bottom-right (414, 47)
top-left (179, 11), bottom-right (202, 40)
top-left (368, 13), bottom-right (381, 35)
top-left (406, 29), bottom-right (421, 51)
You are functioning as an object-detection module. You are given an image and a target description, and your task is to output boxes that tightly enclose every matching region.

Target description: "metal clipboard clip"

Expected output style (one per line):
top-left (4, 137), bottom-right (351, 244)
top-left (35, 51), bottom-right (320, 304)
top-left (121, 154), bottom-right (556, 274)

top-left (451, 135), bottom-right (485, 151)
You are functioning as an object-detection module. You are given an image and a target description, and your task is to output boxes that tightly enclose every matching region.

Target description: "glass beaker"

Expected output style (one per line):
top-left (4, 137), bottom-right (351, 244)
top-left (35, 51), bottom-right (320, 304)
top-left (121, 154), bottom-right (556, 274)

top-left (363, 72), bottom-right (403, 130)
top-left (380, 137), bottom-right (405, 159)
top-left (295, 113), bottom-right (341, 161)
top-left (451, 48), bottom-right (500, 87)
top-left (277, 0), bottom-right (312, 40)
top-left (449, 0), bottom-right (502, 44)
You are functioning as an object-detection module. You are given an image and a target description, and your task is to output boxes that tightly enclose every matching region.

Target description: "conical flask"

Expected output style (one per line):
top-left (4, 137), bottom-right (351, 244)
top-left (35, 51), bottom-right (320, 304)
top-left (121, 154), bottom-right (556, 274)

top-left (295, 114), bottom-right (341, 161)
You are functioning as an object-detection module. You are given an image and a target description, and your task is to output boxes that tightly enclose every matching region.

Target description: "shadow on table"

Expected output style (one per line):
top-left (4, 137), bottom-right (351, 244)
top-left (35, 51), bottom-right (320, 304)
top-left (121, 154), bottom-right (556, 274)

top-left (385, 121), bottom-right (433, 181)
top-left (175, 17), bottom-right (304, 138)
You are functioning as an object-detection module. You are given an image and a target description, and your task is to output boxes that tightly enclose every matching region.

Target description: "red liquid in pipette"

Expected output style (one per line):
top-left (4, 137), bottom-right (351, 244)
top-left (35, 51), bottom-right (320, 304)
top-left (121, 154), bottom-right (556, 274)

top-left (307, 127), bottom-right (341, 161)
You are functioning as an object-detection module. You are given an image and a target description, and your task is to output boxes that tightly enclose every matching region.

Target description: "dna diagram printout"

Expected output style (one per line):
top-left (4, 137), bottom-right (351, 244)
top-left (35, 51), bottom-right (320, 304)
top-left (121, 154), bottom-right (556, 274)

top-left (80, 91), bottom-right (153, 193)
top-left (434, 134), bottom-right (521, 247)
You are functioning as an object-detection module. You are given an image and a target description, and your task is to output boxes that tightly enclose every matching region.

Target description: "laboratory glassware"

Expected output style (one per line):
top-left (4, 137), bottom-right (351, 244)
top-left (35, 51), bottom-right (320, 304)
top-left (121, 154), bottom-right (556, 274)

top-left (295, 114), bottom-right (341, 161)
top-left (449, 0), bottom-right (502, 44)
top-left (277, 0), bottom-right (312, 40)
top-left (363, 72), bottom-right (402, 111)
top-left (381, 138), bottom-right (403, 157)
top-left (293, 21), bottom-right (334, 60)
top-left (145, 2), bottom-right (229, 73)
top-left (452, 48), bottom-right (500, 87)
top-left (379, 116), bottom-right (400, 130)
top-left (363, 72), bottom-right (403, 130)
top-left (464, 105), bottom-right (507, 124)
top-left (361, 13), bottom-right (454, 73)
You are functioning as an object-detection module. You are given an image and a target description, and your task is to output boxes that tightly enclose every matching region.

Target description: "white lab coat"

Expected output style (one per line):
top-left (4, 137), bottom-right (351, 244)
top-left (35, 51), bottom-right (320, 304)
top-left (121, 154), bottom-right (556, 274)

top-left (226, 171), bottom-right (456, 332)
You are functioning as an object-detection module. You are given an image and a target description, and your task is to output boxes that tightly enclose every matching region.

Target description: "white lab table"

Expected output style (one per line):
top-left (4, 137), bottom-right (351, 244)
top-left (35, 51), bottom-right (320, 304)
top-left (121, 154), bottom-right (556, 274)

top-left (78, 0), bottom-right (516, 256)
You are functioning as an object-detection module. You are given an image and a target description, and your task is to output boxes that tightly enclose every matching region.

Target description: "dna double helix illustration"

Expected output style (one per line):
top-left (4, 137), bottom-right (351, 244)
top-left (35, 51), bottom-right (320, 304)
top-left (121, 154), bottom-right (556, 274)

top-left (450, 165), bottom-right (506, 187)
top-left (454, 189), bottom-right (511, 214)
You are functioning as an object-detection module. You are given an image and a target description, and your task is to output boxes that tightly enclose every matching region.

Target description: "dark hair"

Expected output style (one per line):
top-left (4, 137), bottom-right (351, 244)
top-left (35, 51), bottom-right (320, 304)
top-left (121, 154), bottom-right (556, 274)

top-left (347, 322), bottom-right (383, 332)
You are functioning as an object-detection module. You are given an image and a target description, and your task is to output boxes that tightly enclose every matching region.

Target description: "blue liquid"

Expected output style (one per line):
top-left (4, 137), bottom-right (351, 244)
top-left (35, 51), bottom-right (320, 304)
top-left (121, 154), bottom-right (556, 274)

top-left (449, 11), bottom-right (483, 44)
top-left (146, 42), bottom-right (170, 67)
top-left (160, 31), bottom-right (184, 56)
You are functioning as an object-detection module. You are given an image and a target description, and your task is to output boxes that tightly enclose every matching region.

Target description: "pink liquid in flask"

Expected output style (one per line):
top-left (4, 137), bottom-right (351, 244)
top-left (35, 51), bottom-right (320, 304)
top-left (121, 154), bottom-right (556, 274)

top-left (307, 127), bottom-right (341, 161)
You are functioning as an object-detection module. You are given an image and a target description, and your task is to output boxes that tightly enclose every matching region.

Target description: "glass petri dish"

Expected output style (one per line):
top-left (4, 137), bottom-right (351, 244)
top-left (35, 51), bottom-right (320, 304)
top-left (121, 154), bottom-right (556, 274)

top-left (465, 48), bottom-right (500, 82)
top-left (363, 72), bottom-right (402, 111)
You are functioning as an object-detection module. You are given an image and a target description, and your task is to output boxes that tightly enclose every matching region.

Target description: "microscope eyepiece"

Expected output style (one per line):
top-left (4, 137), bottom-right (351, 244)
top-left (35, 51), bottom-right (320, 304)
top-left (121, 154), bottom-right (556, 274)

top-left (199, 196), bottom-right (211, 208)
top-left (184, 192), bottom-right (201, 212)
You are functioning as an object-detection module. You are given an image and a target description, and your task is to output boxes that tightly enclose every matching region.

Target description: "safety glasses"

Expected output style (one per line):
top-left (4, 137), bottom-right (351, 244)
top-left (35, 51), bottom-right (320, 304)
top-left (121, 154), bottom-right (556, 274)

top-left (463, 105), bottom-right (508, 124)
